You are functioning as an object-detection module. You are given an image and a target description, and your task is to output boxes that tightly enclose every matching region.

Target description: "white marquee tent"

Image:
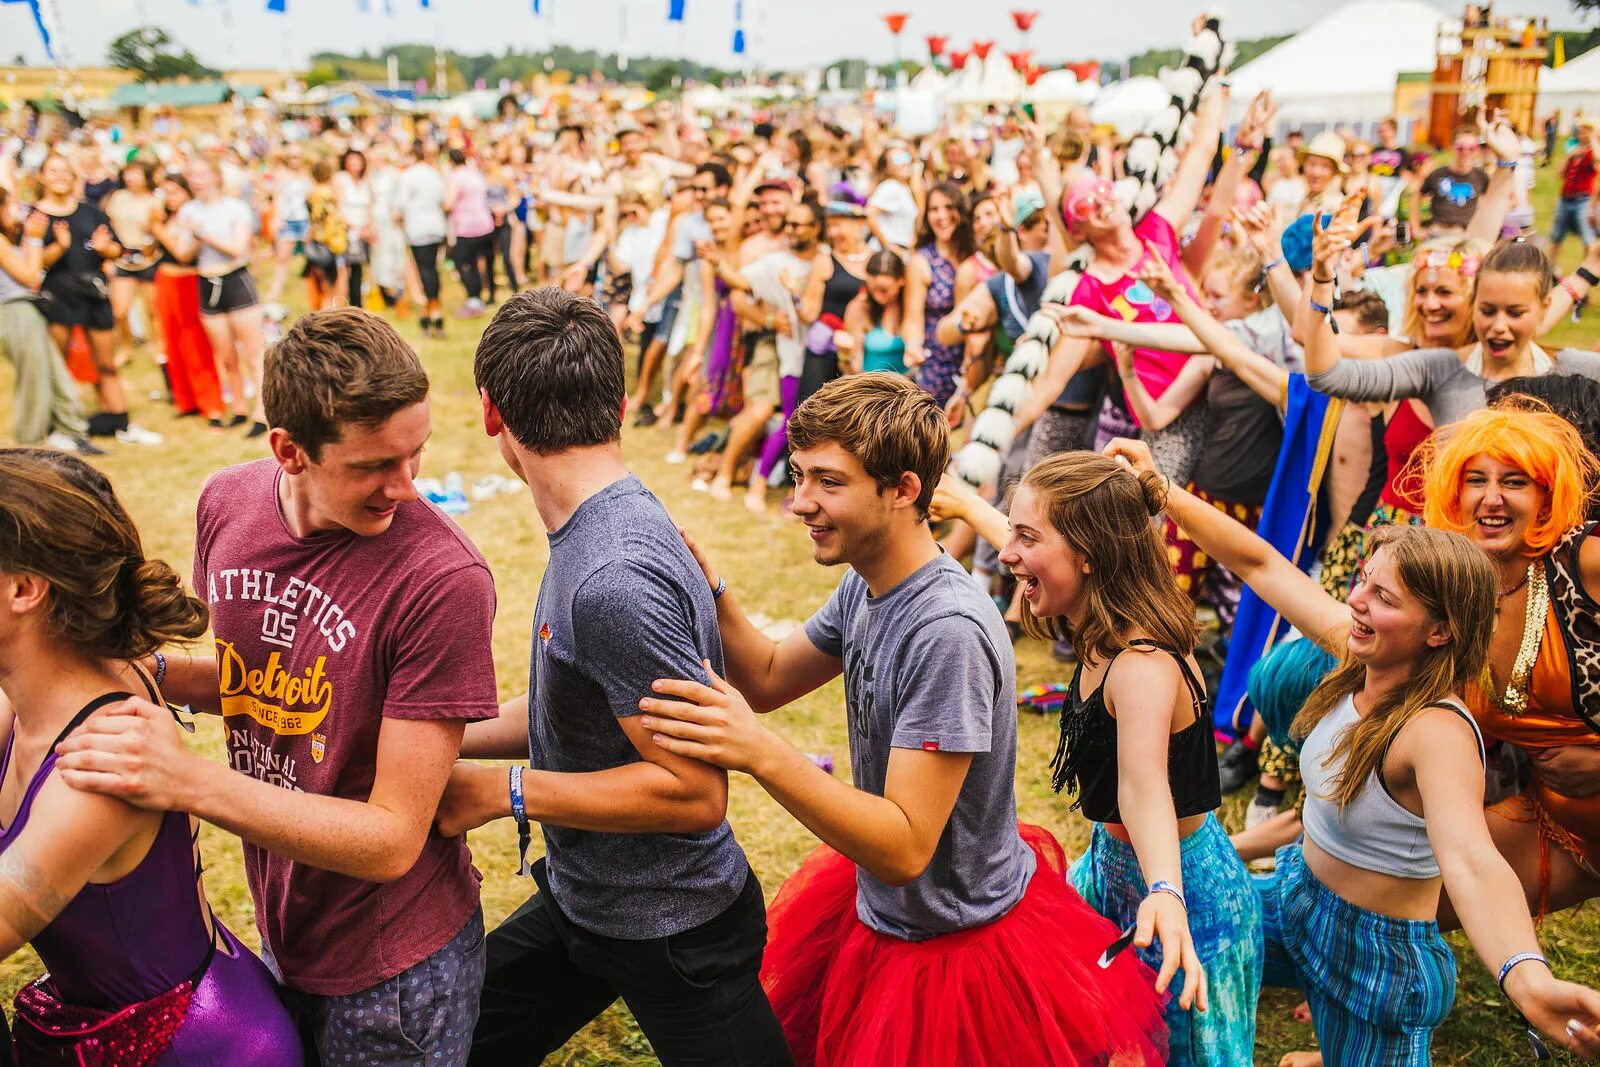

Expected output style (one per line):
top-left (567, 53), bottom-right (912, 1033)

top-left (1541, 47), bottom-right (1600, 118)
top-left (1229, 0), bottom-right (1446, 127)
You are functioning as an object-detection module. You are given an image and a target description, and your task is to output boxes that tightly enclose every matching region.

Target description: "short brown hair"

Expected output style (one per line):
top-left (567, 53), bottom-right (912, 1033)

top-left (474, 287), bottom-right (624, 453)
top-left (787, 373), bottom-right (947, 520)
top-left (264, 308), bottom-right (429, 461)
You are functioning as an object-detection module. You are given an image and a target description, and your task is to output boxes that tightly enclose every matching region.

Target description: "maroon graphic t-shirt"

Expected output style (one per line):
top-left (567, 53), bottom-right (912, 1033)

top-left (193, 459), bottom-right (497, 996)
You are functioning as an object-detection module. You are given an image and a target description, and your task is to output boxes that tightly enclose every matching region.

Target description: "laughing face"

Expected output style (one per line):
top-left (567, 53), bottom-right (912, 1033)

top-left (789, 442), bottom-right (898, 569)
top-left (1457, 455), bottom-right (1549, 561)
top-left (1346, 546), bottom-right (1450, 668)
top-left (1473, 270), bottom-right (1548, 368)
top-left (999, 483), bottom-right (1091, 623)
top-left (1412, 268), bottom-right (1471, 345)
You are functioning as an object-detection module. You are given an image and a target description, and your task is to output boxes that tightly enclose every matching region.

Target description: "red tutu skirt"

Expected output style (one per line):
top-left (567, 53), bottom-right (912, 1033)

top-left (760, 824), bottom-right (1168, 1067)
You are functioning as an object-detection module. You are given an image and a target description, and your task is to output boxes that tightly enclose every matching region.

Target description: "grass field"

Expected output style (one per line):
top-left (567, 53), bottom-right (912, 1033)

top-left (1, 155), bottom-right (1598, 1065)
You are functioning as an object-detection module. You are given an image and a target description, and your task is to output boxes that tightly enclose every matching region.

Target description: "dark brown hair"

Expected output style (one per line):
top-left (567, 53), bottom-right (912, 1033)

top-left (474, 287), bottom-right (624, 453)
top-left (787, 372), bottom-right (947, 521)
top-left (1018, 452), bottom-right (1198, 663)
top-left (264, 308), bottom-right (429, 461)
top-left (0, 449), bottom-right (208, 659)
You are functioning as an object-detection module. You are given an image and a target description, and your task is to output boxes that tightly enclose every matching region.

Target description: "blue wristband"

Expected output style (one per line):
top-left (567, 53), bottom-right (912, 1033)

top-left (1497, 159), bottom-right (1520, 170)
top-left (1497, 951), bottom-right (1550, 994)
top-left (509, 766), bottom-right (532, 877)
top-left (1309, 299), bottom-right (1333, 315)
top-left (1263, 255), bottom-right (1285, 273)
top-left (1147, 880), bottom-right (1187, 910)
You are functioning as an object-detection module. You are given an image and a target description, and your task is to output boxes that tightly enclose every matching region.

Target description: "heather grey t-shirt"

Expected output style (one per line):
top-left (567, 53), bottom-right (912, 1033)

top-left (527, 475), bottom-right (746, 939)
top-left (804, 552), bottom-right (1035, 941)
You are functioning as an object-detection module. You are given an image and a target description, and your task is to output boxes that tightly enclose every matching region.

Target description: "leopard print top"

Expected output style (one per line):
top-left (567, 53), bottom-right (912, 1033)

top-left (1545, 520), bottom-right (1600, 736)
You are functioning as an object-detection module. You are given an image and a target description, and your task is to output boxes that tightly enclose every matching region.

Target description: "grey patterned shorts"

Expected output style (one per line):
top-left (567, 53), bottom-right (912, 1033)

top-left (281, 909), bottom-right (487, 1066)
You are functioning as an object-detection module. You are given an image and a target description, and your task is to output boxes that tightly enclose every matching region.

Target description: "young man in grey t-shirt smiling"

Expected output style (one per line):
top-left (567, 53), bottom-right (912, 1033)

top-left (636, 375), bottom-right (1161, 1061)
top-left (436, 287), bottom-right (790, 1066)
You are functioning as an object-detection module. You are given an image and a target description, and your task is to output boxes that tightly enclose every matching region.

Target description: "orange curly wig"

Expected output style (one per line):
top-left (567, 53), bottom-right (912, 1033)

top-left (1419, 406), bottom-right (1600, 555)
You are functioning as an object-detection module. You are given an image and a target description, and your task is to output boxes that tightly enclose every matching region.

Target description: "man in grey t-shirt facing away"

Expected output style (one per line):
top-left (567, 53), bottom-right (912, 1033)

top-left (436, 288), bottom-right (791, 1066)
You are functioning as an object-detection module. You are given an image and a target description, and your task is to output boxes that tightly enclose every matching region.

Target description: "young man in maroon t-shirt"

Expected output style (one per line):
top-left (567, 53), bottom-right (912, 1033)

top-left (57, 309), bottom-right (500, 1065)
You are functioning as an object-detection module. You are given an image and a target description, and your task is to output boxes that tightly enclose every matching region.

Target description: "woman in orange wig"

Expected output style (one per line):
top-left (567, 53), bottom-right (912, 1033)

top-left (1421, 402), bottom-right (1600, 919)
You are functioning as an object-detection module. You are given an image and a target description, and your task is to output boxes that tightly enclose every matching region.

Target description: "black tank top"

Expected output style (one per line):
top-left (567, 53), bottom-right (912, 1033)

top-left (819, 255), bottom-right (864, 322)
top-left (1051, 639), bottom-right (1222, 824)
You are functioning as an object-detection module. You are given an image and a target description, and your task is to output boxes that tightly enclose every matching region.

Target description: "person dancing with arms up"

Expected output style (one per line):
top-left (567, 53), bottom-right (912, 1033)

top-left (1104, 434), bottom-right (1600, 1065)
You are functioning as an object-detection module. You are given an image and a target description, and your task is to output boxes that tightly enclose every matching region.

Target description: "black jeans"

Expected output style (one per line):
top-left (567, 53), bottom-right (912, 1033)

top-left (453, 233), bottom-right (493, 303)
top-left (409, 242), bottom-right (442, 302)
top-left (469, 860), bottom-right (792, 1067)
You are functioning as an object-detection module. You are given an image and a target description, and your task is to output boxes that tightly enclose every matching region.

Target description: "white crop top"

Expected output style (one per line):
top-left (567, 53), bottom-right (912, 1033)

top-left (1300, 693), bottom-right (1484, 880)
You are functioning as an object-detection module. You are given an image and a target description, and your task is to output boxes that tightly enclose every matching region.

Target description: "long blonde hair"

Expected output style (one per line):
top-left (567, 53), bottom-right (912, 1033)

top-left (1018, 453), bottom-right (1198, 662)
top-left (1290, 526), bottom-right (1495, 810)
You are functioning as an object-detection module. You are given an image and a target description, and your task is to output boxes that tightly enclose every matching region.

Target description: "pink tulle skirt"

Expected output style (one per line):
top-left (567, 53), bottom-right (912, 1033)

top-left (760, 824), bottom-right (1169, 1066)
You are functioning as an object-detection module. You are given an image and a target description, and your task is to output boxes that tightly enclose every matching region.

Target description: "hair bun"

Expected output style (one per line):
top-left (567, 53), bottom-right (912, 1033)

top-left (122, 559), bottom-right (209, 659)
top-left (1137, 469), bottom-right (1168, 517)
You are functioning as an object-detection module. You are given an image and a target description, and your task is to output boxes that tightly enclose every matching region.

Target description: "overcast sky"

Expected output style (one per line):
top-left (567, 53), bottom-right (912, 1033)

top-left (7, 0), bottom-right (1596, 75)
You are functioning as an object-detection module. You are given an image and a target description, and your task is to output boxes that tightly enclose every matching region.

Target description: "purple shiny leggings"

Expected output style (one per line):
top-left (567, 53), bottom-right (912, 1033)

top-left (164, 923), bottom-right (303, 1065)
top-left (755, 374), bottom-right (802, 481)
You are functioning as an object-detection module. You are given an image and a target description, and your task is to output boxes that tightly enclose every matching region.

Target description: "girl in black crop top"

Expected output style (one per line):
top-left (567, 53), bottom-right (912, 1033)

top-left (945, 448), bottom-right (1264, 1062)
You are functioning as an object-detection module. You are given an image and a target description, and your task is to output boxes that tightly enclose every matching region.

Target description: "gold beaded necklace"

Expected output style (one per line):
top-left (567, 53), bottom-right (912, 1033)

top-left (1484, 562), bottom-right (1547, 716)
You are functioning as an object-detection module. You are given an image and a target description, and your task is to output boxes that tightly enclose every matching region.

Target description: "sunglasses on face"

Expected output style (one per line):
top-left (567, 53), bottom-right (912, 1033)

top-left (784, 219), bottom-right (814, 229)
top-left (1067, 182), bottom-right (1117, 222)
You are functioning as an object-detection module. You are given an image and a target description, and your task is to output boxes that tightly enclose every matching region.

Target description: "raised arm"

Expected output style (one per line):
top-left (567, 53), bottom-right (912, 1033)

top-left (1153, 83), bottom-right (1224, 231)
top-left (1104, 438), bottom-right (1352, 652)
top-left (1464, 116), bottom-right (1521, 247)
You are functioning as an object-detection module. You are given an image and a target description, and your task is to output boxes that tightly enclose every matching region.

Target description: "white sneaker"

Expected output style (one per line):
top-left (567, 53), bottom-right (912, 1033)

top-left (43, 431), bottom-right (78, 452)
top-left (1244, 798), bottom-right (1279, 831)
top-left (664, 450), bottom-right (687, 465)
top-left (115, 423), bottom-right (164, 445)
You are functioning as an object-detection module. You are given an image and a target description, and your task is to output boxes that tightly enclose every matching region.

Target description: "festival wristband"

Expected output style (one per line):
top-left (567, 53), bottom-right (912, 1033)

top-left (713, 577), bottom-right (727, 601)
top-left (510, 766), bottom-right (532, 877)
top-left (1497, 159), bottom-right (1520, 170)
top-left (1311, 272), bottom-right (1336, 285)
top-left (1263, 256), bottom-right (1286, 273)
top-left (1562, 278), bottom-right (1583, 304)
top-left (152, 650), bottom-right (167, 689)
top-left (1497, 951), bottom-right (1551, 995)
top-left (22, 238), bottom-right (43, 248)
top-left (1579, 266), bottom-right (1600, 287)
top-left (1147, 880), bottom-right (1187, 910)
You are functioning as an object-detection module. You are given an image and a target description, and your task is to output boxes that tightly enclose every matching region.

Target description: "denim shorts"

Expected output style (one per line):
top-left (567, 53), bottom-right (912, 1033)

top-left (277, 218), bottom-right (310, 243)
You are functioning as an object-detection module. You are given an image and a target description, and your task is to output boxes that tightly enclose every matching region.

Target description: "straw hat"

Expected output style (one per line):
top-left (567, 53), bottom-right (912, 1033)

top-left (1299, 131), bottom-right (1350, 175)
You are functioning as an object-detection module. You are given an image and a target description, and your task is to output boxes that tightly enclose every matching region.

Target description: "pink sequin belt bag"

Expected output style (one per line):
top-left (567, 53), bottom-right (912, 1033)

top-left (11, 936), bottom-right (213, 1066)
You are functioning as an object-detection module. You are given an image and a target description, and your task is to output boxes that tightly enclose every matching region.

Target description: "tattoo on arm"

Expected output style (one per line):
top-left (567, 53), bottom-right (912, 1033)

top-left (0, 848), bottom-right (72, 946)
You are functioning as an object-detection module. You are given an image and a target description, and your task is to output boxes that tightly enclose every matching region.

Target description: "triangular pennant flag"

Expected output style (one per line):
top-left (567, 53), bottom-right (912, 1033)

top-left (667, 0), bottom-right (684, 21)
top-left (265, 0), bottom-right (286, 12)
top-left (531, 0), bottom-right (540, 12)
top-left (732, 27), bottom-right (745, 54)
